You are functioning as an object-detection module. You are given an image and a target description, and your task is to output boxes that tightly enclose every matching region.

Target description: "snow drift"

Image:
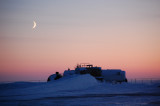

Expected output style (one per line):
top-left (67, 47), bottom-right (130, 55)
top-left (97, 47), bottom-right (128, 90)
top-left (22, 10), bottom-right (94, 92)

top-left (0, 74), bottom-right (159, 105)
top-left (0, 74), bottom-right (98, 100)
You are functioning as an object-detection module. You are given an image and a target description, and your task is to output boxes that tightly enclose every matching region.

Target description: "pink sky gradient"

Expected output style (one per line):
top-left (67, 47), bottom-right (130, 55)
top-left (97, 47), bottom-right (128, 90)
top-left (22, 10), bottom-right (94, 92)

top-left (0, 0), bottom-right (160, 82)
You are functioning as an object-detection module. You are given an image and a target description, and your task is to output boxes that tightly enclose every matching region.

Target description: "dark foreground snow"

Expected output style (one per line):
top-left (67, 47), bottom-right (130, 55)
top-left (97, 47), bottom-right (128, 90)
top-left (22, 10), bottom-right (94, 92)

top-left (0, 74), bottom-right (160, 106)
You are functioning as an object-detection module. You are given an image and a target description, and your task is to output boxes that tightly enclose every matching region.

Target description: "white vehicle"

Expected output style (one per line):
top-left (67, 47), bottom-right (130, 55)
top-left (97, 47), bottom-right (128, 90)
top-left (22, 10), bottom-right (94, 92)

top-left (102, 69), bottom-right (127, 83)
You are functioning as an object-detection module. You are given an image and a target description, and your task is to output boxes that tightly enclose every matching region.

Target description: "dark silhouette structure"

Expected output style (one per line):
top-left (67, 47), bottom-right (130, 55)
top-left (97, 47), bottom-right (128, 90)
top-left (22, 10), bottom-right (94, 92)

top-left (48, 63), bottom-right (127, 83)
top-left (47, 72), bottom-right (62, 82)
top-left (54, 72), bottom-right (62, 80)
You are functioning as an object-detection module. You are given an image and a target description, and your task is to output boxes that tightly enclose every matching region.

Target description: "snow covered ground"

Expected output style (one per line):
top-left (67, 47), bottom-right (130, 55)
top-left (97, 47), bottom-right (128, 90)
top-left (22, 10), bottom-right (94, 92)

top-left (0, 74), bottom-right (160, 106)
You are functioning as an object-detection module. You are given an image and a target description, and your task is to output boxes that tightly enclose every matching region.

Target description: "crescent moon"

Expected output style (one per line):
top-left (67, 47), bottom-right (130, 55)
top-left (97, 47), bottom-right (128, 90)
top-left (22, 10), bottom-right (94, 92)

top-left (32, 21), bottom-right (36, 29)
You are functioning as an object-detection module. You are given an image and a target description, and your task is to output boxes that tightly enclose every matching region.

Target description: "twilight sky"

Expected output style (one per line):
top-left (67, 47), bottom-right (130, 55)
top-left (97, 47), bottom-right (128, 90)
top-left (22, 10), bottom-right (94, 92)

top-left (0, 0), bottom-right (160, 82)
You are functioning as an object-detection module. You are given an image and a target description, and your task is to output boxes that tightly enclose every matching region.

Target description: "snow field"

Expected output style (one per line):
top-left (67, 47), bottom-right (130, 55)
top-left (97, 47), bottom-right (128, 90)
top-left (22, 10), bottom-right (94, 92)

top-left (0, 74), bottom-right (159, 105)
